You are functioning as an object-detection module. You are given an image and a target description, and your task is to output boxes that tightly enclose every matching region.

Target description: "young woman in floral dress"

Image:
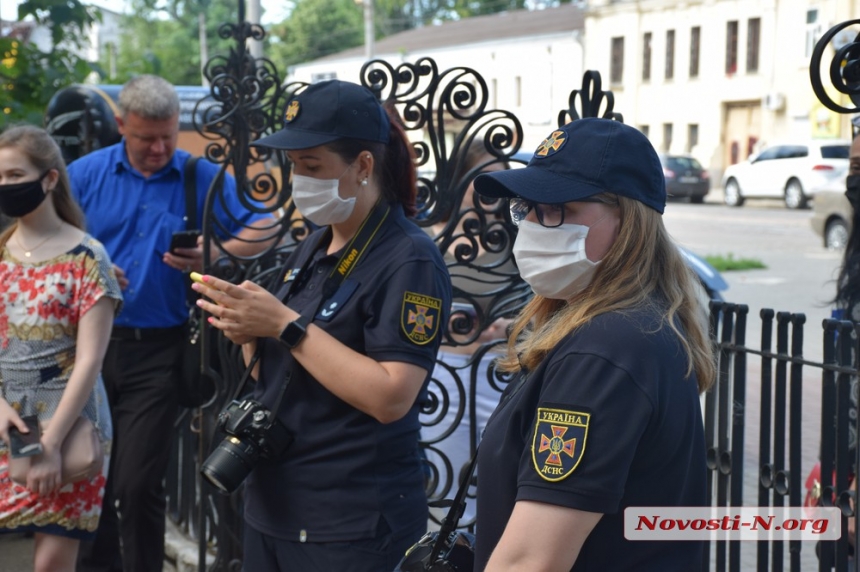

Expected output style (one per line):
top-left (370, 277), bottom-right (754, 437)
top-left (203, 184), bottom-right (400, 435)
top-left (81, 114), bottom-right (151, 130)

top-left (0, 125), bottom-right (122, 572)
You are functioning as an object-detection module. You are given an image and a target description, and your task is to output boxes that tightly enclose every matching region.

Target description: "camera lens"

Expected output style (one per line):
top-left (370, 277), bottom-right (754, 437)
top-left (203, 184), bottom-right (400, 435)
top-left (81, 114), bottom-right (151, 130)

top-left (200, 436), bottom-right (259, 494)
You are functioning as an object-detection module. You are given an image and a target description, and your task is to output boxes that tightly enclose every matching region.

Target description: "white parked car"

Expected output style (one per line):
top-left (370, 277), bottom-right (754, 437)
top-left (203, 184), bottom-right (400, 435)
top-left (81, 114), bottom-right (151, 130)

top-left (721, 139), bottom-right (850, 209)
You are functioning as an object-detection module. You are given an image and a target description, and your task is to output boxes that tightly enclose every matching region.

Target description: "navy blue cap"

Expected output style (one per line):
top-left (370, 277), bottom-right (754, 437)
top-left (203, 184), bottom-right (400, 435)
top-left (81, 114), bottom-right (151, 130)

top-left (251, 80), bottom-right (390, 150)
top-left (474, 118), bottom-right (666, 214)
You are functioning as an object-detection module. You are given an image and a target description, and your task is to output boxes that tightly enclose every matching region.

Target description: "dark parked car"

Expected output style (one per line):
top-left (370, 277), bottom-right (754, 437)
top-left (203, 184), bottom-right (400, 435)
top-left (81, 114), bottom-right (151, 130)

top-left (659, 153), bottom-right (710, 203)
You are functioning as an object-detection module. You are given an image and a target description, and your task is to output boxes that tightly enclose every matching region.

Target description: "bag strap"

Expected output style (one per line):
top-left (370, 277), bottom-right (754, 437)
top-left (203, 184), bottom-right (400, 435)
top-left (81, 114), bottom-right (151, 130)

top-left (183, 156), bottom-right (199, 231)
top-left (428, 371), bottom-right (531, 562)
top-left (429, 445), bottom-right (480, 563)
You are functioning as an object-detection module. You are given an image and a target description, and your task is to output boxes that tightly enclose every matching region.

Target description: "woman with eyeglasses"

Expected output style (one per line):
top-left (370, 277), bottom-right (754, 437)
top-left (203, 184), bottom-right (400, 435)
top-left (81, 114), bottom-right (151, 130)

top-left (471, 118), bottom-right (716, 571)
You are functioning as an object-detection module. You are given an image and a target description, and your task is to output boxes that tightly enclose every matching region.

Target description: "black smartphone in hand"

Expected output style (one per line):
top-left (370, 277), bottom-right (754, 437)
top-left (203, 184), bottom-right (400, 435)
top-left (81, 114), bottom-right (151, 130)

top-left (8, 416), bottom-right (43, 458)
top-left (170, 230), bottom-right (201, 253)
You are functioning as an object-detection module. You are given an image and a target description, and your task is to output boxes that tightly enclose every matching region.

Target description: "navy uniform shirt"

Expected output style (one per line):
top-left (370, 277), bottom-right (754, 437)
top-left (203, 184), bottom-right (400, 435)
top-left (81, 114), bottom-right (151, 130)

top-left (475, 304), bottom-right (707, 571)
top-left (245, 204), bottom-right (452, 543)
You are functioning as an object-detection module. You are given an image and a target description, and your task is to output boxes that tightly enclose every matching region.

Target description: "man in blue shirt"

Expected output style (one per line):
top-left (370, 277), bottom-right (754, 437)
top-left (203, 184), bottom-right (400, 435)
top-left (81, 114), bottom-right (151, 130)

top-left (68, 74), bottom-right (273, 572)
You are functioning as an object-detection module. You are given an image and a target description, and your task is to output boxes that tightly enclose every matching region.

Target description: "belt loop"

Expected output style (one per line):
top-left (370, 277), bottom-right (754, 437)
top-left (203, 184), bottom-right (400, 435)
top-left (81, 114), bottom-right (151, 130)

top-left (134, 328), bottom-right (142, 341)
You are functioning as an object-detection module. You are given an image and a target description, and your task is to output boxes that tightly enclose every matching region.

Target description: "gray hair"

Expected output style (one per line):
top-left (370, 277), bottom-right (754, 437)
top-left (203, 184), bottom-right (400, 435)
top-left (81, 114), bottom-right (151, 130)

top-left (118, 75), bottom-right (180, 120)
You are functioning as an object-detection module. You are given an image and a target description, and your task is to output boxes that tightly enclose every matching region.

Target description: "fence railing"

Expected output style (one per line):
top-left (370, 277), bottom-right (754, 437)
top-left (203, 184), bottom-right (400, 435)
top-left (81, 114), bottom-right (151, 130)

top-left (704, 303), bottom-right (858, 571)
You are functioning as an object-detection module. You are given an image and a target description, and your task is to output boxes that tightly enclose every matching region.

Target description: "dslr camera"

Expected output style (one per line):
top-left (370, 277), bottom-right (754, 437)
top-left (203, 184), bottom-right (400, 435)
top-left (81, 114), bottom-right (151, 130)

top-left (200, 398), bottom-right (293, 494)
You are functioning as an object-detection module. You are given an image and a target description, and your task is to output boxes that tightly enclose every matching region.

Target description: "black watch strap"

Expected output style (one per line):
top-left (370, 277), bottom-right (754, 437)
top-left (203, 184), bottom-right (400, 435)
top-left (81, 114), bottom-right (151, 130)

top-left (279, 314), bottom-right (310, 349)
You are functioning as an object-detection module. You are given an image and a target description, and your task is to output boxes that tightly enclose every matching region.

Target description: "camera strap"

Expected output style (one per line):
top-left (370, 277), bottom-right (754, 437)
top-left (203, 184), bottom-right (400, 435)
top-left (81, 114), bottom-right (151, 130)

top-left (227, 198), bottom-right (391, 405)
top-left (281, 196), bottom-right (391, 314)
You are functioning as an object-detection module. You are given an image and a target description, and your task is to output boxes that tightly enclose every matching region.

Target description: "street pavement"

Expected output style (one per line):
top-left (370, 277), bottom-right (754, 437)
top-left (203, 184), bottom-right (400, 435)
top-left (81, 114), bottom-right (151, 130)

top-left (664, 188), bottom-right (840, 570)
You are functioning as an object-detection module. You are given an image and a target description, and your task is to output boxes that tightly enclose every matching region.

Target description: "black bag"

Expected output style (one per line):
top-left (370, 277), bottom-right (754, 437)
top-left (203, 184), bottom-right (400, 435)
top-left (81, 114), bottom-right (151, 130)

top-left (394, 529), bottom-right (475, 572)
top-left (177, 157), bottom-right (219, 408)
top-left (394, 446), bottom-right (478, 572)
top-left (179, 308), bottom-right (217, 408)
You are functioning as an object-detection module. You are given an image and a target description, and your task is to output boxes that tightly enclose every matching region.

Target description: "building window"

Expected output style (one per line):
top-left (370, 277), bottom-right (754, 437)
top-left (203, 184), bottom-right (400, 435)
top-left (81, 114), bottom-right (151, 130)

top-left (515, 76), bottom-right (522, 107)
top-left (665, 29), bottom-right (675, 80)
top-left (806, 9), bottom-right (822, 58)
top-left (747, 17), bottom-right (760, 73)
top-left (690, 26), bottom-right (700, 78)
top-left (642, 32), bottom-right (652, 81)
top-left (726, 20), bottom-right (738, 75)
top-left (611, 36), bottom-right (624, 84)
top-left (687, 124), bottom-right (699, 153)
top-left (640, 125), bottom-right (650, 138)
top-left (663, 123), bottom-right (673, 153)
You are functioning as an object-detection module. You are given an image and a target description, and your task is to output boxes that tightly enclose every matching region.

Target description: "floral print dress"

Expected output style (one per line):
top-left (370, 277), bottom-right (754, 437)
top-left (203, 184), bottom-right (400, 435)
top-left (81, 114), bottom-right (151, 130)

top-left (0, 234), bottom-right (122, 539)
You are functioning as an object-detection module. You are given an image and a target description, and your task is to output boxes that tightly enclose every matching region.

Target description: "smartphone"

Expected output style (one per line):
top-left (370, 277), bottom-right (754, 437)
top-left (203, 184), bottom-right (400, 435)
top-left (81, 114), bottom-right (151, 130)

top-left (8, 416), bottom-right (43, 458)
top-left (170, 230), bottom-right (201, 253)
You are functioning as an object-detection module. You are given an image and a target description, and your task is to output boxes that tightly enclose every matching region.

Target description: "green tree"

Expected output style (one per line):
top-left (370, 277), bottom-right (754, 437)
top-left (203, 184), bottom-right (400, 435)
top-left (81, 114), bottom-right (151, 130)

top-left (267, 0), bottom-right (363, 68)
top-left (265, 0), bottom-right (553, 68)
top-left (1, 0), bottom-right (101, 126)
top-left (103, 0), bottom-right (252, 86)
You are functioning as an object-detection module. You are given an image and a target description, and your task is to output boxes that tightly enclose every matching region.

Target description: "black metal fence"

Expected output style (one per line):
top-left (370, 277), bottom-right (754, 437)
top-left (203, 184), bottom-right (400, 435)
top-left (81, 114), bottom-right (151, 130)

top-left (704, 304), bottom-right (858, 572)
top-left (139, 7), bottom-right (859, 572)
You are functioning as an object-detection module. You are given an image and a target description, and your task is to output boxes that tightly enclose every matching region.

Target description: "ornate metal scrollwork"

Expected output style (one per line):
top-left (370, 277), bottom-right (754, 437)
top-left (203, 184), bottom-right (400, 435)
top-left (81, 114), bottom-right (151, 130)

top-left (170, 7), bottom-right (632, 561)
top-left (810, 19), bottom-right (860, 113)
top-left (558, 69), bottom-right (623, 125)
top-left (357, 57), bottom-right (531, 528)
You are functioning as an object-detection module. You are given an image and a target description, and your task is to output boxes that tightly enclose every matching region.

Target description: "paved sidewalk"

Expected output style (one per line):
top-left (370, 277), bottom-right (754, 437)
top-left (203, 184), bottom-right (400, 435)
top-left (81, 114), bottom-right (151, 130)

top-left (0, 531), bottom-right (180, 572)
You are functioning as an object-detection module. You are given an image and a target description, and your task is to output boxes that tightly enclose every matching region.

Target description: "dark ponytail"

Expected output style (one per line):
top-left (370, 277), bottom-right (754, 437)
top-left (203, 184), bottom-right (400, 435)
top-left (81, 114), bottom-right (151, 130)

top-left (377, 109), bottom-right (417, 216)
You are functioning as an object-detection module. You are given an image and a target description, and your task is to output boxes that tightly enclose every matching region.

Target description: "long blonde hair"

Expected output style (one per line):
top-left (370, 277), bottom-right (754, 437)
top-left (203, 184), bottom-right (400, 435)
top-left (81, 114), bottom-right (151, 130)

top-left (0, 124), bottom-right (85, 249)
top-left (499, 195), bottom-right (716, 393)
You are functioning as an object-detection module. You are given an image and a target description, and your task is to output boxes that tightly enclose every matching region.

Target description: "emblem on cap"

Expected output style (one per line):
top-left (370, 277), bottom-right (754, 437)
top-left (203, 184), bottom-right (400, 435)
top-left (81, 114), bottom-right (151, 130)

top-left (285, 100), bottom-right (300, 123)
top-left (531, 407), bottom-right (589, 482)
top-left (535, 130), bottom-right (567, 158)
top-left (401, 292), bottom-right (442, 345)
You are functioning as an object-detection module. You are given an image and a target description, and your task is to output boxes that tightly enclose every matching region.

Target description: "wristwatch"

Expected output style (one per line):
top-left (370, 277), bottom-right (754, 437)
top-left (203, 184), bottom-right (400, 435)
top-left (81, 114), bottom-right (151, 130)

top-left (278, 314), bottom-right (310, 349)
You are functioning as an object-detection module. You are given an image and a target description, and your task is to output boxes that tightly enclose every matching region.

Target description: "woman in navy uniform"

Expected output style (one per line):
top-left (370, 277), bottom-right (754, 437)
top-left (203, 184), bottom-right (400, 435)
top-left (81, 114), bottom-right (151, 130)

top-left (471, 118), bottom-right (715, 571)
top-left (193, 80), bottom-right (452, 571)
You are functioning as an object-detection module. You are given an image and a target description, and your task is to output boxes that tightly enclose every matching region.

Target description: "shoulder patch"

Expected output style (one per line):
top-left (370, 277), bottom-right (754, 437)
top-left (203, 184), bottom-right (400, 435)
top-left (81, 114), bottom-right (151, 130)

top-left (531, 407), bottom-right (589, 482)
top-left (400, 291), bottom-right (442, 345)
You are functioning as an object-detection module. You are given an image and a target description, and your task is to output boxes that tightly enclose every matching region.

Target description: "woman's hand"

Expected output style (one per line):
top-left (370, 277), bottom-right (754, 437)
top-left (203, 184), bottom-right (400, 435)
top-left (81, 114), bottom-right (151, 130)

top-left (112, 264), bottom-right (129, 290)
top-left (25, 444), bottom-right (62, 497)
top-left (0, 400), bottom-right (27, 447)
top-left (192, 275), bottom-right (295, 342)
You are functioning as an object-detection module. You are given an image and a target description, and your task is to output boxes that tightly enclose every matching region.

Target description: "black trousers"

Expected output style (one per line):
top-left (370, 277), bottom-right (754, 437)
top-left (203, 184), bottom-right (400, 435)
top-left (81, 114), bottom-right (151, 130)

top-left (77, 328), bottom-right (183, 572)
top-left (242, 519), bottom-right (424, 572)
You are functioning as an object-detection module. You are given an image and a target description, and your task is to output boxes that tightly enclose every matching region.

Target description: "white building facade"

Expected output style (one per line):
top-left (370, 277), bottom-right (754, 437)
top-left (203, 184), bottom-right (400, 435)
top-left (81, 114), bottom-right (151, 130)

top-left (584, 0), bottom-right (858, 180)
top-left (287, 5), bottom-right (587, 151)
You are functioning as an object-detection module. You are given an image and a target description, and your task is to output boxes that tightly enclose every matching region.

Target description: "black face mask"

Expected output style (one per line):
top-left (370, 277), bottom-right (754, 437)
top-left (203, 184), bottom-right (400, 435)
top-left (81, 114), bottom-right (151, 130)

top-left (0, 172), bottom-right (49, 218)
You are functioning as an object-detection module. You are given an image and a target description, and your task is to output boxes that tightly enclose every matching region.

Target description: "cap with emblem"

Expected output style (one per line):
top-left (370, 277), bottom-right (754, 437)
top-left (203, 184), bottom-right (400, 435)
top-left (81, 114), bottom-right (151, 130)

top-left (474, 118), bottom-right (666, 214)
top-left (251, 79), bottom-right (390, 150)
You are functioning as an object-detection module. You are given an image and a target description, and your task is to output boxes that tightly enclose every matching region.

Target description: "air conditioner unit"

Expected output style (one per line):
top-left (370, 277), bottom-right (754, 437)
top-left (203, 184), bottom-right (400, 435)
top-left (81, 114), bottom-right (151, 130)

top-left (763, 92), bottom-right (785, 111)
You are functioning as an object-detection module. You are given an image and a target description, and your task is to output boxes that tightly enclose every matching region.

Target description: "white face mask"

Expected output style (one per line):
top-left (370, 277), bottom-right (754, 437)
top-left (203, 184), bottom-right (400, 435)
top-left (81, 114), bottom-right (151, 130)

top-left (292, 168), bottom-right (356, 226)
top-left (512, 220), bottom-right (600, 300)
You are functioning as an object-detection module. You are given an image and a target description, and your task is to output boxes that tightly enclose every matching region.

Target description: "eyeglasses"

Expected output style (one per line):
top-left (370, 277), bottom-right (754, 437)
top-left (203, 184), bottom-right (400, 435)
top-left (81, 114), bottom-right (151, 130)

top-left (509, 198), bottom-right (565, 228)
